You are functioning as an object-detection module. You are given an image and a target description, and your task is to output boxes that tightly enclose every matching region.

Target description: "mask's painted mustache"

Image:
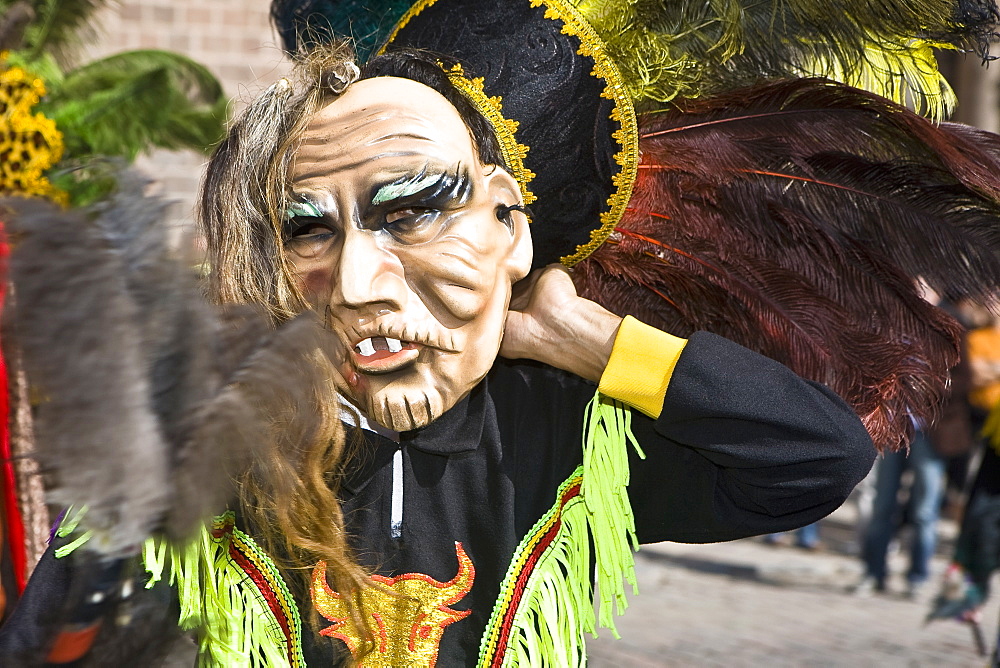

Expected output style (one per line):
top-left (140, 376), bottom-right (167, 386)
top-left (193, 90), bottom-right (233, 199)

top-left (334, 317), bottom-right (461, 355)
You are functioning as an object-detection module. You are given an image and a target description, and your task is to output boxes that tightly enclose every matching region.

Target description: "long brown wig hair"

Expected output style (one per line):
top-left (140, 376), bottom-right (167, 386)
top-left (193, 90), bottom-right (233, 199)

top-left (198, 39), bottom-right (508, 660)
top-left (199, 39), bottom-right (373, 657)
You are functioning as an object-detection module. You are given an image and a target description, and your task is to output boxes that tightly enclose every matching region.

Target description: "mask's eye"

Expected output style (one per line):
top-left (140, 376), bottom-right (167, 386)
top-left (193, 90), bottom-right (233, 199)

top-left (284, 218), bottom-right (337, 259)
top-left (383, 207), bottom-right (440, 243)
top-left (289, 221), bottom-right (335, 238)
top-left (385, 207), bottom-right (431, 226)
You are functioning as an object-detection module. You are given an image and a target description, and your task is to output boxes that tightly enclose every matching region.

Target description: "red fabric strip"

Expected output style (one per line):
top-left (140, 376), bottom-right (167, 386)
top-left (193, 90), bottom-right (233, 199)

top-left (0, 229), bottom-right (26, 593)
top-left (45, 622), bottom-right (103, 663)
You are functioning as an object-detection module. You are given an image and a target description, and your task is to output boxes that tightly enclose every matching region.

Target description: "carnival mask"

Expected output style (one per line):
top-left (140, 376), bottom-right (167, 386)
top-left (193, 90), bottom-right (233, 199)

top-left (286, 76), bottom-right (532, 431)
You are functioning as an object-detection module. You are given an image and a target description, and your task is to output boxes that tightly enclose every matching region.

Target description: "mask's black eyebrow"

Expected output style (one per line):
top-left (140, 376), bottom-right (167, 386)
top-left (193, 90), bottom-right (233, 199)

top-left (368, 164), bottom-right (471, 209)
top-left (281, 195), bottom-right (332, 241)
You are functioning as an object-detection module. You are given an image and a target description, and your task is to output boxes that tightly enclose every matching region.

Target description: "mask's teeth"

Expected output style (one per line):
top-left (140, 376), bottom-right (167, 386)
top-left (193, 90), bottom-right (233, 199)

top-left (386, 337), bottom-right (403, 353)
top-left (356, 338), bottom-right (376, 357)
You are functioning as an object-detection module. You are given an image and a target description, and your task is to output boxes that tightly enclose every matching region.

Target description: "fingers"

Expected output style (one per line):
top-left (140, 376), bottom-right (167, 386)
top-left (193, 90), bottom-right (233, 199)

top-left (509, 264), bottom-right (575, 311)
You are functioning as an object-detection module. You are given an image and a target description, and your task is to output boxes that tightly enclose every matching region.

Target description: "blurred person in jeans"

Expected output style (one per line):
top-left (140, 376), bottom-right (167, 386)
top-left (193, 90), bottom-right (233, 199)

top-left (856, 430), bottom-right (948, 596)
top-left (855, 292), bottom-right (974, 598)
top-left (765, 522), bottom-right (821, 550)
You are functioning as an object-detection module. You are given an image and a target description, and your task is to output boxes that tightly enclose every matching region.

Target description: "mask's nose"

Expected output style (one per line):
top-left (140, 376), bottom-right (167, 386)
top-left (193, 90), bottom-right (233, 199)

top-left (331, 228), bottom-right (406, 314)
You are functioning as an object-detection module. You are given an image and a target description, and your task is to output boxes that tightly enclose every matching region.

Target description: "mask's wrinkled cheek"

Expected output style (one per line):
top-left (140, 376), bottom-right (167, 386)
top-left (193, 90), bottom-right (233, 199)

top-left (414, 218), bottom-right (515, 324)
top-left (427, 272), bottom-right (491, 323)
top-left (395, 248), bottom-right (488, 327)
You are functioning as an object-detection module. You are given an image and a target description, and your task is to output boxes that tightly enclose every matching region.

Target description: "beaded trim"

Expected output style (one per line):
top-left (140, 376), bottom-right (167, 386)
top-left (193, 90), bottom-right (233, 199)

top-left (477, 470), bottom-right (584, 666)
top-left (227, 526), bottom-right (306, 668)
top-left (443, 63), bottom-right (536, 206)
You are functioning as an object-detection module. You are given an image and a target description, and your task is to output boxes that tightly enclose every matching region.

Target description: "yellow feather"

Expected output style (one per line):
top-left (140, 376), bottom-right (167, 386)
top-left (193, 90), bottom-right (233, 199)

top-left (570, 0), bottom-right (978, 119)
top-left (795, 39), bottom-right (957, 122)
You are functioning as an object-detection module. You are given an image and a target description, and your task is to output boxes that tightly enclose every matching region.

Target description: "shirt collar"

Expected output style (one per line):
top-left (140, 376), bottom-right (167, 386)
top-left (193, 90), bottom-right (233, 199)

top-left (339, 395), bottom-right (400, 442)
top-left (339, 382), bottom-right (487, 455)
top-left (339, 381), bottom-right (487, 495)
top-left (401, 381), bottom-right (486, 455)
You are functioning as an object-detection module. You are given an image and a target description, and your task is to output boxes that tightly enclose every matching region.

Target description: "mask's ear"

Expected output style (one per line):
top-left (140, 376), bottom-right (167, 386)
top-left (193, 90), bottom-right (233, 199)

top-left (484, 167), bottom-right (533, 282)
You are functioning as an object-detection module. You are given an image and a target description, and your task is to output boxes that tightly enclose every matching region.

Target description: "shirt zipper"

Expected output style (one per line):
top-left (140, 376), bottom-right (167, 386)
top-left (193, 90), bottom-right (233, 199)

top-left (391, 447), bottom-right (403, 540)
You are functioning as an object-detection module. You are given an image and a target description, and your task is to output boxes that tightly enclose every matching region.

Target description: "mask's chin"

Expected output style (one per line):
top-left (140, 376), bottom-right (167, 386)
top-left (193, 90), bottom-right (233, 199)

top-left (337, 335), bottom-right (501, 431)
top-left (342, 364), bottom-right (451, 432)
top-left (364, 383), bottom-right (446, 432)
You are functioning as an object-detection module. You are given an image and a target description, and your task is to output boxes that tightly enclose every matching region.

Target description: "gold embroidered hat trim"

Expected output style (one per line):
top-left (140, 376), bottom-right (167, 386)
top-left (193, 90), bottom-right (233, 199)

top-left (383, 0), bottom-right (639, 268)
top-left (529, 0), bottom-right (638, 267)
top-left (442, 63), bottom-right (537, 207)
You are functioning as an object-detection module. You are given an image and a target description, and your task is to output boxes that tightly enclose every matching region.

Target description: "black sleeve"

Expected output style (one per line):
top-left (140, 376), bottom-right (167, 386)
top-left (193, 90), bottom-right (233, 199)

top-left (629, 331), bottom-right (876, 543)
top-left (0, 541), bottom-right (70, 662)
top-left (0, 538), bottom-right (185, 666)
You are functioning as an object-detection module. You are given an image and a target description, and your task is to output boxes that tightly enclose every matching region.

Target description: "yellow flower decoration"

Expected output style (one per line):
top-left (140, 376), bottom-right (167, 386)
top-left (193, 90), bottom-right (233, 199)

top-left (0, 65), bottom-right (67, 205)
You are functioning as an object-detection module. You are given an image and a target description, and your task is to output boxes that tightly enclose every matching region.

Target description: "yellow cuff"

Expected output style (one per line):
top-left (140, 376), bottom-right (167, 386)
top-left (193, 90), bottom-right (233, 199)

top-left (598, 316), bottom-right (688, 418)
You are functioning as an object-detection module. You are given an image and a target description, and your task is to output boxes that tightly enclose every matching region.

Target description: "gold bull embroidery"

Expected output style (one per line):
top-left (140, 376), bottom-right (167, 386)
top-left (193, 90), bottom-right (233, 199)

top-left (311, 541), bottom-right (475, 667)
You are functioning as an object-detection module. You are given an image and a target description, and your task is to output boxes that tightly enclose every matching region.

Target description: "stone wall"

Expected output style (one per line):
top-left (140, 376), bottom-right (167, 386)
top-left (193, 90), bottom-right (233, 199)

top-left (84, 0), bottom-right (292, 226)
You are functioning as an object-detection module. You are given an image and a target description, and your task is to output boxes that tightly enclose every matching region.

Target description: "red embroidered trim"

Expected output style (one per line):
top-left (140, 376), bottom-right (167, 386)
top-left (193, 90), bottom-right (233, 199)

top-left (229, 540), bottom-right (294, 660)
top-left (489, 480), bottom-right (581, 666)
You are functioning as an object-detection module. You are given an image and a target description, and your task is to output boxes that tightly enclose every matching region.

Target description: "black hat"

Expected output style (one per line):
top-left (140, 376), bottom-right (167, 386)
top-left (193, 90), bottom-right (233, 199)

top-left (273, 0), bottom-right (1000, 453)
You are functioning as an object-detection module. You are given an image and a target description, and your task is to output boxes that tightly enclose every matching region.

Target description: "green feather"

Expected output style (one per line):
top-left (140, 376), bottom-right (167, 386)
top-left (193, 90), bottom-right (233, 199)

top-left (39, 50), bottom-right (226, 161)
top-left (17, 0), bottom-right (110, 64)
top-left (1, 5), bottom-right (227, 207)
top-left (271, 0), bottom-right (414, 62)
top-left (3, 49), bottom-right (63, 84)
top-left (48, 159), bottom-right (126, 208)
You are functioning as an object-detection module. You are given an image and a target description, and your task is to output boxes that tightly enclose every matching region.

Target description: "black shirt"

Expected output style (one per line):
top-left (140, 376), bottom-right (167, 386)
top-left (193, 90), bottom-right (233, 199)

top-left (304, 332), bottom-right (874, 665)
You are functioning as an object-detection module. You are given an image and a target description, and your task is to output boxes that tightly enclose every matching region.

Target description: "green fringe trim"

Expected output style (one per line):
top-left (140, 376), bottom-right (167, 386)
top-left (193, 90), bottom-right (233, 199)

top-left (478, 392), bottom-right (644, 666)
top-left (53, 508), bottom-right (299, 665)
top-left (143, 513), bottom-right (303, 667)
top-left (583, 392), bottom-right (644, 632)
top-left (53, 505), bottom-right (94, 559)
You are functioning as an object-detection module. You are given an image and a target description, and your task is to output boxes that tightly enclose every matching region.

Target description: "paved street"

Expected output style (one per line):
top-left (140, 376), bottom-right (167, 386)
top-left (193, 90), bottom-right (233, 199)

top-left (587, 506), bottom-right (998, 667)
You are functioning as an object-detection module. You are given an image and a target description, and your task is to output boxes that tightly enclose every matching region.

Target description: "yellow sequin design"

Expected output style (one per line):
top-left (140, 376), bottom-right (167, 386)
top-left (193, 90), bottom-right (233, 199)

top-left (312, 542), bottom-right (475, 667)
top-left (0, 65), bottom-right (66, 204)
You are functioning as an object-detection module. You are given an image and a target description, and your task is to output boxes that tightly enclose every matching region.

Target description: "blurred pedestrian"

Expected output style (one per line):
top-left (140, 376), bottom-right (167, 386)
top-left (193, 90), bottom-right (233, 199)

top-left (854, 290), bottom-right (974, 598)
top-left (854, 429), bottom-right (947, 597)
top-left (929, 310), bottom-right (1000, 623)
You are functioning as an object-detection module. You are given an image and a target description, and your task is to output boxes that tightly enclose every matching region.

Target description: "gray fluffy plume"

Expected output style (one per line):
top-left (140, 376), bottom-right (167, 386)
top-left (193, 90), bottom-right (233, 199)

top-left (2, 175), bottom-right (337, 557)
